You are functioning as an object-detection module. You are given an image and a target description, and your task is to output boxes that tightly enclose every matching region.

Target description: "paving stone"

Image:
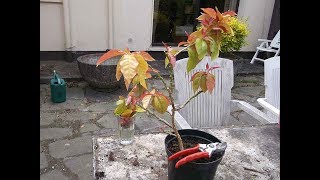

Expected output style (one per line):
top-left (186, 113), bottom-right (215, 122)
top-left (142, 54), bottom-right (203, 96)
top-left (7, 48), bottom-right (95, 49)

top-left (64, 154), bottom-right (93, 180)
top-left (40, 170), bottom-right (68, 180)
top-left (87, 102), bottom-right (109, 113)
top-left (40, 112), bottom-right (59, 126)
top-left (40, 153), bottom-right (48, 169)
top-left (49, 136), bottom-right (93, 158)
top-left (232, 86), bottom-right (265, 97)
top-left (80, 123), bottom-right (100, 133)
top-left (238, 111), bottom-right (262, 125)
top-left (134, 113), bottom-right (162, 132)
top-left (97, 114), bottom-right (117, 129)
top-left (59, 111), bottom-right (98, 123)
top-left (66, 87), bottom-right (84, 100)
top-left (41, 100), bottom-right (87, 111)
top-left (40, 128), bottom-right (72, 141)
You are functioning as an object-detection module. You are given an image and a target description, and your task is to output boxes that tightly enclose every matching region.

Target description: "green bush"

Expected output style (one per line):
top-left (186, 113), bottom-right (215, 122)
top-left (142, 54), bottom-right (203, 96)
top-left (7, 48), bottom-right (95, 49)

top-left (220, 17), bottom-right (249, 53)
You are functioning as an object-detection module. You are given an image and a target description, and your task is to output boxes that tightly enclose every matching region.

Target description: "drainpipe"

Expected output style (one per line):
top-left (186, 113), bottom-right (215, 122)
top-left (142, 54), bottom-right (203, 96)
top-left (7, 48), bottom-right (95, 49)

top-left (62, 0), bottom-right (73, 61)
top-left (107, 0), bottom-right (114, 49)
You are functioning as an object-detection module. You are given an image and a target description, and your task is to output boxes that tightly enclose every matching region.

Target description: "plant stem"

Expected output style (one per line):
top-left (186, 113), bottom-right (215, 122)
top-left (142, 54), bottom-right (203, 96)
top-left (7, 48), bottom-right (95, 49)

top-left (176, 90), bottom-right (203, 111)
top-left (174, 46), bottom-right (189, 56)
top-left (148, 65), bottom-right (171, 95)
top-left (168, 65), bottom-right (184, 151)
top-left (137, 104), bottom-right (173, 129)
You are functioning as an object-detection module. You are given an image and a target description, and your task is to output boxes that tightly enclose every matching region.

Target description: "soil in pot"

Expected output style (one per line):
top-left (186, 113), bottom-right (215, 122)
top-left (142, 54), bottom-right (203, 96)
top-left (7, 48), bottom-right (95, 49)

top-left (165, 129), bottom-right (225, 180)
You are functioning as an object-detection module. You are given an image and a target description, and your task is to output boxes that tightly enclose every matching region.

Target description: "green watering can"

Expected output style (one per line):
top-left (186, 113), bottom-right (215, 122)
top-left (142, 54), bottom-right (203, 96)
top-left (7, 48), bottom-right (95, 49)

top-left (50, 70), bottom-right (66, 103)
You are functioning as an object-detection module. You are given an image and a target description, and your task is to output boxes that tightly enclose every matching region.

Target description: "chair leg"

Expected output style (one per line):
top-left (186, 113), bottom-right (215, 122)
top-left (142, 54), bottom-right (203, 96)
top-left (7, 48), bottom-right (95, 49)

top-left (250, 50), bottom-right (260, 64)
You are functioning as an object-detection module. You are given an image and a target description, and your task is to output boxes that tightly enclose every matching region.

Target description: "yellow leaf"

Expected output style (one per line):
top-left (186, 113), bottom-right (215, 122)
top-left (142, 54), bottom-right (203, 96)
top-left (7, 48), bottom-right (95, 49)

top-left (135, 54), bottom-right (149, 74)
top-left (116, 60), bottom-right (122, 81)
top-left (121, 109), bottom-right (133, 117)
top-left (124, 78), bottom-right (131, 90)
top-left (136, 106), bottom-right (146, 112)
top-left (141, 89), bottom-right (155, 109)
top-left (139, 76), bottom-right (148, 89)
top-left (152, 95), bottom-right (169, 114)
top-left (119, 55), bottom-right (139, 89)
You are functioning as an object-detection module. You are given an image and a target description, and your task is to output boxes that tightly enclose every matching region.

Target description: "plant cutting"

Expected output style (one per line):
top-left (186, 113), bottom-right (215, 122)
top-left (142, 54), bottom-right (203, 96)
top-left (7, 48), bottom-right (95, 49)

top-left (96, 7), bottom-right (240, 180)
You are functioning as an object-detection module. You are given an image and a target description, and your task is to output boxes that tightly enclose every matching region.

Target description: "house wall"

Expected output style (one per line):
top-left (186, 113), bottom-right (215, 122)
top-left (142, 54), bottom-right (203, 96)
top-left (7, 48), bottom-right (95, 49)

top-left (40, 0), bottom-right (276, 52)
top-left (237, 0), bottom-right (275, 51)
top-left (40, 0), bottom-right (65, 51)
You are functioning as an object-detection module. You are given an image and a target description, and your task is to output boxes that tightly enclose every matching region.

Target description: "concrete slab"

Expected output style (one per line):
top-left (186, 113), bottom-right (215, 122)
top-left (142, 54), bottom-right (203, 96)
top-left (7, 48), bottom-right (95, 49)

top-left (40, 170), bottom-right (69, 180)
top-left (49, 136), bottom-right (93, 159)
top-left (40, 128), bottom-right (72, 141)
top-left (93, 125), bottom-right (279, 180)
top-left (64, 154), bottom-right (93, 180)
top-left (40, 153), bottom-right (48, 169)
top-left (80, 123), bottom-right (100, 133)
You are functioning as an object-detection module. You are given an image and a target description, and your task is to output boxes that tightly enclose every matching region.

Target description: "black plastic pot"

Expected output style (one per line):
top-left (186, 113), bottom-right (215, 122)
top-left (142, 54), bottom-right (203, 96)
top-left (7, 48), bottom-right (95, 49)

top-left (165, 129), bottom-right (226, 180)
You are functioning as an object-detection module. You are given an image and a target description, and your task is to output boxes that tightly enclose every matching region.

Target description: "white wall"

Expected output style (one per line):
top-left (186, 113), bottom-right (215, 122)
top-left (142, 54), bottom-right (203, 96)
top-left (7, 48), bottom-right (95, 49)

top-left (68, 0), bottom-right (109, 51)
top-left (40, 1), bottom-right (65, 51)
top-left (40, 0), bottom-right (276, 52)
top-left (237, 0), bottom-right (275, 51)
top-left (112, 0), bottom-right (153, 51)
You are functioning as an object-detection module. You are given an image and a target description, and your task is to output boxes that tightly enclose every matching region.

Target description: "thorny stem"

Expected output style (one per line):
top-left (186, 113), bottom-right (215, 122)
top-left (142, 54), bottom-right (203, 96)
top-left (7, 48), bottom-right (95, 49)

top-left (137, 104), bottom-right (173, 129)
top-left (176, 90), bottom-right (204, 111)
top-left (168, 65), bottom-right (184, 151)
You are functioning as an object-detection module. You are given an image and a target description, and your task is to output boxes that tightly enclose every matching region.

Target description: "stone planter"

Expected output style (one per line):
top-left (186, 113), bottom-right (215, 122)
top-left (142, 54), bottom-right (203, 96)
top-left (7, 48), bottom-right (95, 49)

top-left (77, 53), bottom-right (123, 91)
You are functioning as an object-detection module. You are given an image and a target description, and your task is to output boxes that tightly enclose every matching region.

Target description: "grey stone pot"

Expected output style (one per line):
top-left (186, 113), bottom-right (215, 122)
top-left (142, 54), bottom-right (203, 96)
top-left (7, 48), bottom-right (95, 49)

top-left (77, 53), bottom-right (123, 91)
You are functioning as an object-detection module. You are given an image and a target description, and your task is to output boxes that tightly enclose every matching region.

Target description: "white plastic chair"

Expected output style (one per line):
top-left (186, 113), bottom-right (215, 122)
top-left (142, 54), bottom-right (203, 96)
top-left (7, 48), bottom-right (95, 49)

top-left (250, 30), bottom-right (280, 64)
top-left (167, 56), bottom-right (274, 129)
top-left (257, 56), bottom-right (280, 123)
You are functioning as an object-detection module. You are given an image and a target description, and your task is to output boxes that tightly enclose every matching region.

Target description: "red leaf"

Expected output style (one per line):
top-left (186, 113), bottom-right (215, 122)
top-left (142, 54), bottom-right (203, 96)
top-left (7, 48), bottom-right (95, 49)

top-left (96, 49), bottom-right (125, 66)
top-left (201, 8), bottom-right (216, 19)
top-left (206, 63), bottom-right (209, 70)
top-left (206, 74), bottom-right (215, 94)
top-left (207, 66), bottom-right (220, 72)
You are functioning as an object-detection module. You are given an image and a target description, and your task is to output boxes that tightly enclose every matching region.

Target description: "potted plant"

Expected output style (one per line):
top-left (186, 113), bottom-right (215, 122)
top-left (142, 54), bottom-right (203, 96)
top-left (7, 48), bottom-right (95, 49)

top-left (96, 7), bottom-right (240, 180)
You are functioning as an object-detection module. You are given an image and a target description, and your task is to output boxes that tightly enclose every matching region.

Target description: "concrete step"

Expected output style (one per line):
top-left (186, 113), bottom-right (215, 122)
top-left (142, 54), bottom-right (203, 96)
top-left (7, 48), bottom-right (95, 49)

top-left (40, 58), bottom-right (264, 84)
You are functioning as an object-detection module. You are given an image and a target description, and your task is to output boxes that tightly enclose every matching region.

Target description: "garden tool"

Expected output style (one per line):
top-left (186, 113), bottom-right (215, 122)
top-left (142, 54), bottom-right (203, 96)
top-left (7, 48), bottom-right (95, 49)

top-left (168, 142), bottom-right (227, 168)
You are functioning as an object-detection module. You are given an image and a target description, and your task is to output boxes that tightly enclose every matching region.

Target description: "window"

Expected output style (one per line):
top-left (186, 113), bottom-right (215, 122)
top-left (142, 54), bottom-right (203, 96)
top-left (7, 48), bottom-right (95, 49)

top-left (152, 0), bottom-right (239, 46)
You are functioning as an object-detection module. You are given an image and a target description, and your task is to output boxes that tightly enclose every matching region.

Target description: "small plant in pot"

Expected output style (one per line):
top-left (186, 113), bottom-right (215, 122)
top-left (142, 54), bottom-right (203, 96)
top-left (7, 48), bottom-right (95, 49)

top-left (96, 7), bottom-right (238, 180)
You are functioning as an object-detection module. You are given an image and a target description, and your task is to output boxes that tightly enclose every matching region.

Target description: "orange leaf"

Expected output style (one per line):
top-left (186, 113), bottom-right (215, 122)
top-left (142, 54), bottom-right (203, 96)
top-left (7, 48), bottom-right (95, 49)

top-left (206, 73), bottom-right (215, 94)
top-left (96, 49), bottom-right (125, 66)
top-left (222, 10), bottom-right (236, 17)
top-left (201, 8), bottom-right (216, 19)
top-left (215, 7), bottom-right (223, 21)
top-left (139, 51), bottom-right (155, 61)
top-left (178, 41), bottom-right (189, 47)
top-left (116, 60), bottom-right (122, 81)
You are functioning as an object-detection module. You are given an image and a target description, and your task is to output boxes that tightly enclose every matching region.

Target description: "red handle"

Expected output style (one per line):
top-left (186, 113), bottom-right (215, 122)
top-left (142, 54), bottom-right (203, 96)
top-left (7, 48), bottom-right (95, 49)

top-left (168, 144), bottom-right (200, 161)
top-left (175, 151), bottom-right (210, 168)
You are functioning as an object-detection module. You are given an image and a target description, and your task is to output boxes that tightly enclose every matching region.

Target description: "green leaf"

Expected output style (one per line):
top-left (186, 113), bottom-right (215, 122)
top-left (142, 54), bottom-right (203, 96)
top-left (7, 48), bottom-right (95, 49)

top-left (195, 38), bottom-right (208, 60)
top-left (136, 106), bottom-right (146, 112)
top-left (165, 57), bottom-right (169, 68)
top-left (200, 75), bottom-right (207, 92)
top-left (152, 95), bottom-right (169, 114)
top-left (192, 74), bottom-right (202, 93)
top-left (187, 46), bottom-right (199, 72)
top-left (114, 99), bottom-right (127, 116)
top-left (210, 39), bottom-right (219, 60)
